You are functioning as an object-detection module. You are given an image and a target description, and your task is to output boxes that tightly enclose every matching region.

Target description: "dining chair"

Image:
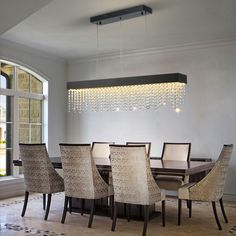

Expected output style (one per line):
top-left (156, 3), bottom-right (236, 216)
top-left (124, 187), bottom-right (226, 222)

top-left (19, 143), bottom-right (64, 220)
top-left (59, 143), bottom-right (113, 228)
top-left (91, 142), bottom-right (114, 159)
top-left (110, 145), bottom-right (165, 236)
top-left (156, 142), bottom-right (191, 191)
top-left (125, 142), bottom-right (152, 217)
top-left (126, 142), bottom-right (151, 157)
top-left (178, 144), bottom-right (233, 230)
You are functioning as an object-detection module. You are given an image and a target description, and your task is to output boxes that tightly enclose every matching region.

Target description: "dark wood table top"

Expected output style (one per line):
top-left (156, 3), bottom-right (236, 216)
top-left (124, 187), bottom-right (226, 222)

top-left (13, 157), bottom-right (214, 176)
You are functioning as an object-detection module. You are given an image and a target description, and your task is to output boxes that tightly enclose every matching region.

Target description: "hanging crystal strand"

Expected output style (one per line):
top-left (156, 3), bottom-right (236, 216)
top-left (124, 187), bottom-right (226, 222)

top-left (110, 87), bottom-right (114, 112)
top-left (98, 88), bottom-right (102, 112)
top-left (74, 90), bottom-right (77, 113)
top-left (68, 90), bottom-right (71, 112)
top-left (79, 90), bottom-right (81, 113)
top-left (87, 89), bottom-right (90, 112)
top-left (80, 89), bottom-right (83, 112)
top-left (72, 90), bottom-right (76, 113)
top-left (70, 90), bottom-right (73, 112)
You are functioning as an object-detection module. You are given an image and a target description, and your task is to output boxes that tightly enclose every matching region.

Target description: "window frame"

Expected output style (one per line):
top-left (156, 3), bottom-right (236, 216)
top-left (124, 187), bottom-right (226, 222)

top-left (0, 59), bottom-right (48, 177)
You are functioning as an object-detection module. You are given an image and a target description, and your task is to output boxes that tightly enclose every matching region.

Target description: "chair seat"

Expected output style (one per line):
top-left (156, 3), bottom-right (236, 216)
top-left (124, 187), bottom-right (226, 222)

top-left (156, 175), bottom-right (184, 191)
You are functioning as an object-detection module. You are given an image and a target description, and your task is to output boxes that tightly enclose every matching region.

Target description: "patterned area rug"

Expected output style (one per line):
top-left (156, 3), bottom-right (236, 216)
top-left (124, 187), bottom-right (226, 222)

top-left (228, 226), bottom-right (236, 235)
top-left (0, 193), bottom-right (235, 236)
top-left (0, 223), bottom-right (67, 236)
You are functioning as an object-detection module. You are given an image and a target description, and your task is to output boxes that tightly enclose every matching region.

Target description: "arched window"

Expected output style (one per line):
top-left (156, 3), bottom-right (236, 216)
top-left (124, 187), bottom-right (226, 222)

top-left (0, 60), bottom-right (47, 177)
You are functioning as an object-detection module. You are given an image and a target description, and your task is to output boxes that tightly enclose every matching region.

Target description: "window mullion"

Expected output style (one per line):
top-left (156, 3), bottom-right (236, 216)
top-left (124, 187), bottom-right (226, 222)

top-left (13, 67), bottom-right (19, 177)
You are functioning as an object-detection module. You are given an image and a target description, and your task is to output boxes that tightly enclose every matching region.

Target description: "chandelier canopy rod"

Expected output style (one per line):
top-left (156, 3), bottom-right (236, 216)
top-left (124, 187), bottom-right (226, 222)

top-left (90, 5), bottom-right (152, 25)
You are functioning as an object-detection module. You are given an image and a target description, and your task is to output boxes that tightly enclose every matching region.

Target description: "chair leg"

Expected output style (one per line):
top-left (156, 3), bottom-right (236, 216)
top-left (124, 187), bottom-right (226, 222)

top-left (142, 205), bottom-right (149, 236)
top-left (21, 191), bottom-right (29, 217)
top-left (61, 196), bottom-right (69, 224)
top-left (110, 195), bottom-right (114, 219)
top-left (43, 194), bottom-right (46, 210)
top-left (111, 202), bottom-right (118, 231)
top-left (69, 197), bottom-right (72, 214)
top-left (219, 198), bottom-right (228, 223)
top-left (178, 199), bottom-right (182, 225)
top-left (212, 201), bottom-right (222, 230)
top-left (162, 200), bottom-right (166, 227)
top-left (88, 199), bottom-right (95, 228)
top-left (44, 194), bottom-right (52, 221)
top-left (81, 199), bottom-right (84, 216)
top-left (189, 200), bottom-right (192, 218)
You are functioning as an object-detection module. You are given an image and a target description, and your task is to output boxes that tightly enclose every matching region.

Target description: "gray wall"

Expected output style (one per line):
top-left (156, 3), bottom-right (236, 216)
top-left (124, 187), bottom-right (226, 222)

top-left (67, 42), bottom-right (236, 198)
top-left (0, 39), bottom-right (67, 156)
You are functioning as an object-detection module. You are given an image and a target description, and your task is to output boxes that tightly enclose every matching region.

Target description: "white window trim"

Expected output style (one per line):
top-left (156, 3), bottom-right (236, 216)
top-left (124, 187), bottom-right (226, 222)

top-left (0, 59), bottom-right (48, 181)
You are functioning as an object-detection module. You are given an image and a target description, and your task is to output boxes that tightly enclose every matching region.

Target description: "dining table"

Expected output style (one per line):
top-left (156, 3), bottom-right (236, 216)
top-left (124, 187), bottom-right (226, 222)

top-left (13, 156), bottom-right (214, 219)
top-left (13, 156), bottom-right (214, 177)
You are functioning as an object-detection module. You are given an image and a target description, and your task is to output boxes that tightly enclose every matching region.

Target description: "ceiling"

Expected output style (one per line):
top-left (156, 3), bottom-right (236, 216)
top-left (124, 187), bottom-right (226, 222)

top-left (0, 0), bottom-right (236, 60)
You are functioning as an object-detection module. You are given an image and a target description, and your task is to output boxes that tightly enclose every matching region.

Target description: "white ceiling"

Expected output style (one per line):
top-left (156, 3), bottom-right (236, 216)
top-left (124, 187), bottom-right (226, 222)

top-left (0, 0), bottom-right (53, 34)
top-left (1, 0), bottom-right (236, 60)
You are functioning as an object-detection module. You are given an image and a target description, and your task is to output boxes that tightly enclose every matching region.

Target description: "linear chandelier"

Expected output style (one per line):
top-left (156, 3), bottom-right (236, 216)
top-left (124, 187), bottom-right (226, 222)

top-left (68, 6), bottom-right (187, 113)
top-left (68, 73), bottom-right (187, 113)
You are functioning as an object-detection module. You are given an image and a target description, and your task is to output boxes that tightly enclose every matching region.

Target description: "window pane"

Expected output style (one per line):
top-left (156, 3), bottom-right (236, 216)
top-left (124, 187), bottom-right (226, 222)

top-left (0, 95), bottom-right (13, 122)
top-left (0, 123), bottom-right (13, 148)
top-left (19, 124), bottom-right (29, 143)
top-left (31, 75), bottom-right (43, 94)
top-left (0, 123), bottom-right (6, 149)
top-left (0, 149), bottom-right (6, 176)
top-left (0, 124), bottom-right (13, 177)
top-left (17, 68), bottom-right (30, 92)
top-left (19, 98), bottom-right (29, 123)
top-left (31, 124), bottom-right (42, 143)
top-left (30, 99), bottom-right (42, 123)
top-left (0, 63), bottom-right (13, 89)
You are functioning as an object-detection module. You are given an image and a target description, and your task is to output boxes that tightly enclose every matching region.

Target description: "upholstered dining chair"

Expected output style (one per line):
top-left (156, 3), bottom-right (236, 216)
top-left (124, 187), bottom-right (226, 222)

top-left (156, 142), bottom-right (191, 191)
top-left (110, 145), bottom-right (165, 236)
top-left (59, 143), bottom-right (113, 228)
top-left (126, 142), bottom-right (151, 157)
top-left (91, 142), bottom-right (114, 159)
top-left (125, 142), bottom-right (152, 217)
top-left (178, 144), bottom-right (233, 230)
top-left (19, 143), bottom-right (64, 220)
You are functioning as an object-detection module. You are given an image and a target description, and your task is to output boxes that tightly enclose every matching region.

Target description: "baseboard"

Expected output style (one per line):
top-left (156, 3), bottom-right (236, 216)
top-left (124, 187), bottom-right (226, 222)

top-left (0, 177), bottom-right (25, 199)
top-left (223, 193), bottom-right (236, 202)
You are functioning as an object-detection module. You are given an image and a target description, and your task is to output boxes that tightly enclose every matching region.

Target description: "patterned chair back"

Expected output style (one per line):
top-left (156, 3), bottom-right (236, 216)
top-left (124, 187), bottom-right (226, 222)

top-left (60, 144), bottom-right (109, 199)
top-left (126, 142), bottom-right (151, 157)
top-left (110, 145), bottom-right (162, 205)
top-left (91, 142), bottom-right (114, 159)
top-left (19, 143), bottom-right (63, 193)
top-left (190, 144), bottom-right (233, 201)
top-left (162, 143), bottom-right (191, 161)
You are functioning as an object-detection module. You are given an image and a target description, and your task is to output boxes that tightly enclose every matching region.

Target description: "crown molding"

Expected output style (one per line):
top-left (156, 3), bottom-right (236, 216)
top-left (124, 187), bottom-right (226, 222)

top-left (0, 38), bottom-right (66, 63)
top-left (68, 37), bottom-right (236, 64)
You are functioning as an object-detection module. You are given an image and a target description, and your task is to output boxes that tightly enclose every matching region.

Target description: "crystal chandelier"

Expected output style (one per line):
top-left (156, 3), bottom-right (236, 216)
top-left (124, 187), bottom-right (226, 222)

top-left (68, 6), bottom-right (187, 114)
top-left (68, 73), bottom-right (187, 113)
